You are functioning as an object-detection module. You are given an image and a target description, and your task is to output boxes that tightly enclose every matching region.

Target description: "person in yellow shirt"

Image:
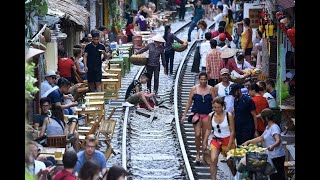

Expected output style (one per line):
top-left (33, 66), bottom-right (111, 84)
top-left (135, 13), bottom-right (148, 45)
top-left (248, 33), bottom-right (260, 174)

top-left (235, 18), bottom-right (253, 63)
top-left (225, 9), bottom-right (234, 36)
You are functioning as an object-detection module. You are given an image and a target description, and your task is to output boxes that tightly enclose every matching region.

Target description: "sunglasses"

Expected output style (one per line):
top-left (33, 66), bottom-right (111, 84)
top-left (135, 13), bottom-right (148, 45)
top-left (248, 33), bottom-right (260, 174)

top-left (50, 76), bottom-right (56, 79)
top-left (225, 87), bottom-right (229, 96)
top-left (216, 124), bottom-right (221, 133)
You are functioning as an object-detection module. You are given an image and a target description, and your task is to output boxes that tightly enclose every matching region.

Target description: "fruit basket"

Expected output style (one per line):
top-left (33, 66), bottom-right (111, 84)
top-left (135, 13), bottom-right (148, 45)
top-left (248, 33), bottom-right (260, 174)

top-left (130, 54), bottom-right (148, 66)
top-left (172, 42), bottom-right (188, 52)
top-left (246, 151), bottom-right (268, 172)
top-left (231, 77), bottom-right (246, 84)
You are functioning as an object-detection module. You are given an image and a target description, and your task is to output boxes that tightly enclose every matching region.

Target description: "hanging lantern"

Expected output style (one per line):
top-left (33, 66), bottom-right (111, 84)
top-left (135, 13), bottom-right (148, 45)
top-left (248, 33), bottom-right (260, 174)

top-left (268, 24), bottom-right (274, 37)
top-left (287, 27), bottom-right (295, 47)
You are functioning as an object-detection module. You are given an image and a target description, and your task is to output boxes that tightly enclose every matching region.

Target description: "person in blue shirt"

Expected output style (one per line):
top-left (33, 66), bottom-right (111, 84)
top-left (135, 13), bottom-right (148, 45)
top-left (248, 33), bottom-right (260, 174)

top-left (266, 78), bottom-right (277, 100)
top-left (229, 83), bottom-right (258, 145)
top-left (242, 108), bottom-right (286, 180)
top-left (187, 0), bottom-right (205, 42)
top-left (74, 134), bottom-right (107, 175)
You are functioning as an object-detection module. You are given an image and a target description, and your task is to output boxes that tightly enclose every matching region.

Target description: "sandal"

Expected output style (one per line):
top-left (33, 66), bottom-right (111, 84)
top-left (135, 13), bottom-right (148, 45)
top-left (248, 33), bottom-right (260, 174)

top-left (195, 155), bottom-right (201, 165)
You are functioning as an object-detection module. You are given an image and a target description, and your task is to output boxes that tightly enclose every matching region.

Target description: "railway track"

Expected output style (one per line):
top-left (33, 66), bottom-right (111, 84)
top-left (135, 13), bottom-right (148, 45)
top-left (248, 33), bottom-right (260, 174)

top-left (102, 19), bottom-right (192, 175)
top-left (174, 42), bottom-right (232, 180)
top-left (103, 18), bottom-right (230, 180)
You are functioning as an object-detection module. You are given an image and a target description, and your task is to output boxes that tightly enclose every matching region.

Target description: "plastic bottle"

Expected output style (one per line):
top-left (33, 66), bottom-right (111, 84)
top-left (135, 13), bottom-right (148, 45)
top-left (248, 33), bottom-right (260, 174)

top-left (119, 50), bottom-right (123, 59)
top-left (119, 39), bottom-right (122, 46)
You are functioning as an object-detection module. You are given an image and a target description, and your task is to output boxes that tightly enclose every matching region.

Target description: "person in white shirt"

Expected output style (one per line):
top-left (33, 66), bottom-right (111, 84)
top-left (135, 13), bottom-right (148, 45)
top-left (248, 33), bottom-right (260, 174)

top-left (200, 32), bottom-right (213, 71)
top-left (222, 0), bottom-right (229, 17)
top-left (235, 54), bottom-right (253, 70)
top-left (40, 70), bottom-right (57, 98)
top-left (257, 81), bottom-right (277, 108)
top-left (26, 141), bottom-right (54, 179)
top-left (213, 5), bottom-right (224, 31)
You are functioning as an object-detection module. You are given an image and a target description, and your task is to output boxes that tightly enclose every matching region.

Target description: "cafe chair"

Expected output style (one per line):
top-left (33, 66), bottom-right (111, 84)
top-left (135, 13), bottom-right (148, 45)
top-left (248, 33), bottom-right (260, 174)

top-left (46, 135), bottom-right (67, 148)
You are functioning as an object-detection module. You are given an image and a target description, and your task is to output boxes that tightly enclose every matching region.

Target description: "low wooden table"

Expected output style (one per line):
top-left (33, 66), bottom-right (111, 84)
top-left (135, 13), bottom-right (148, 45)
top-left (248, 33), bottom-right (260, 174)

top-left (75, 107), bottom-right (102, 126)
top-left (38, 147), bottom-right (66, 161)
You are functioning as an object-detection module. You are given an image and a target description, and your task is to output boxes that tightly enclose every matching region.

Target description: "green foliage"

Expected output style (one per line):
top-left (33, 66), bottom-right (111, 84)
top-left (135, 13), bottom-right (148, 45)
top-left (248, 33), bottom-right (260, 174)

top-left (25, 0), bottom-right (48, 38)
top-left (25, 63), bottom-right (39, 99)
top-left (280, 82), bottom-right (289, 100)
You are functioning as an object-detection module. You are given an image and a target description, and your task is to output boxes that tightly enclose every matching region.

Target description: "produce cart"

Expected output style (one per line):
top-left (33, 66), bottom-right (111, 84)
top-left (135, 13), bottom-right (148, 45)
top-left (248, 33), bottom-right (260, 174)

top-left (226, 144), bottom-right (276, 180)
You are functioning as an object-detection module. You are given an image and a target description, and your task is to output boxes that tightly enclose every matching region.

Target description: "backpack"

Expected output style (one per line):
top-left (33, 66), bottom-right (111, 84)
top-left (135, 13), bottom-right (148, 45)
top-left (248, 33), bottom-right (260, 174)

top-left (211, 111), bottom-right (230, 132)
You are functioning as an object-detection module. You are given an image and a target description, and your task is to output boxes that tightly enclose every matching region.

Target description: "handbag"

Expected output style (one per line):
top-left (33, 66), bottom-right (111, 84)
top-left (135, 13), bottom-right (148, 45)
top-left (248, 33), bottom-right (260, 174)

top-left (187, 113), bottom-right (194, 123)
top-left (187, 113), bottom-right (200, 125)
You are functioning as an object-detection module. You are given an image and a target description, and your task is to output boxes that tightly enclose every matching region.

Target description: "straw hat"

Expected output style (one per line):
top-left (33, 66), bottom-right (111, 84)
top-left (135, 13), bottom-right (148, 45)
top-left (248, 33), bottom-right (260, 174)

top-left (151, 35), bottom-right (166, 43)
top-left (25, 48), bottom-right (44, 61)
top-left (220, 48), bottom-right (237, 58)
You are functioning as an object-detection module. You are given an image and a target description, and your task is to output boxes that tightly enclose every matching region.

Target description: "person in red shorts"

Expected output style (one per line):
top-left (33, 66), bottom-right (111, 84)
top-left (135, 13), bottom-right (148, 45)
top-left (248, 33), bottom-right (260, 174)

top-left (207, 97), bottom-right (236, 179)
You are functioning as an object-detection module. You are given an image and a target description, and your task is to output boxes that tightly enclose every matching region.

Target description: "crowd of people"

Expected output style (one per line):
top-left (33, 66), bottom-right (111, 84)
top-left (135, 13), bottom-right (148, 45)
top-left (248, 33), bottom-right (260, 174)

top-left (26, 0), bottom-right (286, 179)
top-left (176, 0), bottom-right (285, 179)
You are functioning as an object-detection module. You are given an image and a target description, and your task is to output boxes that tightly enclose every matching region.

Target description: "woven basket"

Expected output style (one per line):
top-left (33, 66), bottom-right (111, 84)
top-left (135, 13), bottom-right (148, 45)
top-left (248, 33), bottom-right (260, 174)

top-left (173, 43), bottom-right (188, 52)
top-left (231, 77), bottom-right (245, 84)
top-left (130, 56), bottom-right (148, 66)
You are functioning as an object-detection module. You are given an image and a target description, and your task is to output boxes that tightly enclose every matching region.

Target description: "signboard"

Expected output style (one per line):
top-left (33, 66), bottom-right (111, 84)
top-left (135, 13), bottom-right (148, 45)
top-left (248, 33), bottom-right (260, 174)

top-left (249, 8), bottom-right (263, 28)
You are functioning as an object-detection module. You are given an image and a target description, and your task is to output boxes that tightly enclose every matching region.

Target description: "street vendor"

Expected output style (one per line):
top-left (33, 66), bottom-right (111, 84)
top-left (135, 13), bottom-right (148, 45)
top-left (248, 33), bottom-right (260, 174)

top-left (134, 35), bottom-right (166, 95)
top-left (242, 108), bottom-right (286, 180)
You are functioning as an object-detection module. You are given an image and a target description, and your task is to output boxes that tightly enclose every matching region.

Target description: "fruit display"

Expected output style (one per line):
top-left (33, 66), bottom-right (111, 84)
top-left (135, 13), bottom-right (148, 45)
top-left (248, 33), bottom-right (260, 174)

top-left (240, 144), bottom-right (267, 153)
top-left (172, 41), bottom-right (188, 52)
top-left (227, 144), bottom-right (267, 158)
top-left (242, 68), bottom-right (262, 76)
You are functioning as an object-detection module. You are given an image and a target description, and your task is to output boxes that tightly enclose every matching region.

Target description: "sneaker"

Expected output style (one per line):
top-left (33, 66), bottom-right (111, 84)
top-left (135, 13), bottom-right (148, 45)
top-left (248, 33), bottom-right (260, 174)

top-left (220, 156), bottom-right (227, 163)
top-left (67, 134), bottom-right (77, 143)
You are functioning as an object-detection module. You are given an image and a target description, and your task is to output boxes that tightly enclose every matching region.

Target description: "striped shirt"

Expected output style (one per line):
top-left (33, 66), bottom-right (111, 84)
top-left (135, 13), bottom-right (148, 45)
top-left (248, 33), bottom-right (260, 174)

top-left (206, 49), bottom-right (222, 80)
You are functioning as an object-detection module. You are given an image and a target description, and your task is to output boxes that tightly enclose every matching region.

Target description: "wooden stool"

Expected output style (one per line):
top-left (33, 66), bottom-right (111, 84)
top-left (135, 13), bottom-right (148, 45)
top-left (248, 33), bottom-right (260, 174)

top-left (102, 73), bottom-right (121, 89)
top-left (104, 69), bottom-right (122, 88)
top-left (110, 64), bottom-right (120, 68)
top-left (101, 79), bottom-right (119, 100)
top-left (109, 58), bottom-right (125, 76)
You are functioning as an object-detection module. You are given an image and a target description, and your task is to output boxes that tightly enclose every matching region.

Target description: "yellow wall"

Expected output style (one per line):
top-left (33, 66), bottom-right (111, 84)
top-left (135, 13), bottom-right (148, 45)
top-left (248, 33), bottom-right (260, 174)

top-left (44, 38), bottom-right (58, 72)
top-left (104, 0), bottom-right (109, 27)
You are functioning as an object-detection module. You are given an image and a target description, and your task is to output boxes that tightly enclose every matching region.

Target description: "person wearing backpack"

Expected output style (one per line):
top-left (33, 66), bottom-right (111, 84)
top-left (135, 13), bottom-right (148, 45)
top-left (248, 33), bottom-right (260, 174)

top-left (207, 97), bottom-right (236, 179)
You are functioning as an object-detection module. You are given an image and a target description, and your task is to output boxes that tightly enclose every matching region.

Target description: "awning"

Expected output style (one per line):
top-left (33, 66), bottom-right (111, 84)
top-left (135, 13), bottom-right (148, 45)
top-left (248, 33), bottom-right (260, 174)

top-left (47, 0), bottom-right (90, 29)
top-left (276, 0), bottom-right (295, 9)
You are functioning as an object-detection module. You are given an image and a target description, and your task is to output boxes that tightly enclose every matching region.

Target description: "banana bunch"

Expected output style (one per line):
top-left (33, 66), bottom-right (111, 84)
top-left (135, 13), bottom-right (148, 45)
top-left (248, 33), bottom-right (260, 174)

top-left (227, 144), bottom-right (267, 157)
top-left (227, 148), bottom-right (247, 157)
top-left (241, 144), bottom-right (267, 153)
